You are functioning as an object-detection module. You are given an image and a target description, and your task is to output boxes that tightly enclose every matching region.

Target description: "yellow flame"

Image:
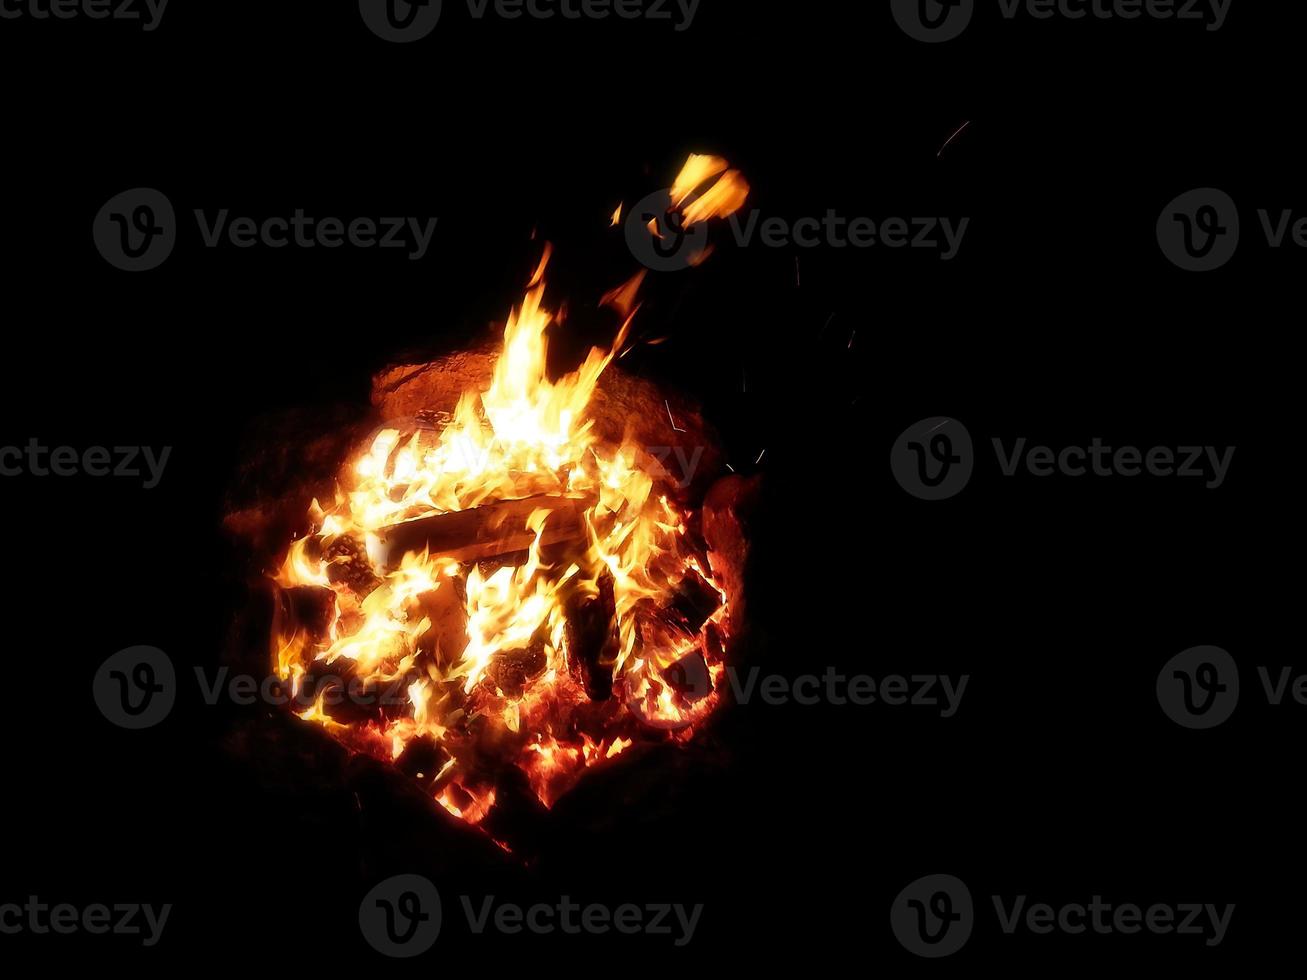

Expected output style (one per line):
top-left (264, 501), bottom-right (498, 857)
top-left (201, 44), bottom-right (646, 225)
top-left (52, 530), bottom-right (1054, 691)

top-left (272, 154), bottom-right (745, 822)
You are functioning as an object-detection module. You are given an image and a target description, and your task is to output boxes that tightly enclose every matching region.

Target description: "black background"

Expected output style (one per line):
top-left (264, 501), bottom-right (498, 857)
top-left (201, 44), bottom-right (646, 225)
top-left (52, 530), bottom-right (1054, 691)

top-left (0, 0), bottom-right (1296, 969)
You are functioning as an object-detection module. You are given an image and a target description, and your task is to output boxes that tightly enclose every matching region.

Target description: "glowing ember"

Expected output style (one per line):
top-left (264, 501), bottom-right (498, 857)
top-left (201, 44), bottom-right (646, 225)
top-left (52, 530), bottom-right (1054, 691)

top-left (270, 156), bottom-right (747, 830)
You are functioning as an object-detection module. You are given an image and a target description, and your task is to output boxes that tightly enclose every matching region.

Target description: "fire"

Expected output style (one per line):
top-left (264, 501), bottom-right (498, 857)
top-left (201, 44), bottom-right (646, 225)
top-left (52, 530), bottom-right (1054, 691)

top-left (270, 156), bottom-right (744, 831)
top-left (671, 153), bottom-right (749, 226)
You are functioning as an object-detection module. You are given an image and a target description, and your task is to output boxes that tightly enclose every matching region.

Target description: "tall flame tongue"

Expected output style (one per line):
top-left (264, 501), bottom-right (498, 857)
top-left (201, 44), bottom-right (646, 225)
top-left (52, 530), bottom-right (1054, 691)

top-left (271, 156), bottom-right (745, 831)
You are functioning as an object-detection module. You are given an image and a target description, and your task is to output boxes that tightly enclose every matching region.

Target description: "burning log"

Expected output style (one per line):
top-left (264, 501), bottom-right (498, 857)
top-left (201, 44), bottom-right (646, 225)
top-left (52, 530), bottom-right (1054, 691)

top-left (415, 574), bottom-right (468, 669)
top-left (485, 638), bottom-right (548, 699)
top-left (702, 621), bottom-right (727, 664)
top-left (664, 647), bottom-right (711, 703)
top-left (564, 569), bottom-right (620, 701)
top-left (669, 565), bottom-right (724, 634)
top-left (323, 533), bottom-right (381, 596)
top-left (343, 751), bottom-right (516, 878)
top-left (631, 597), bottom-right (698, 670)
top-left (377, 493), bottom-right (595, 570)
top-left (298, 662), bottom-right (412, 728)
top-left (394, 735), bottom-right (450, 783)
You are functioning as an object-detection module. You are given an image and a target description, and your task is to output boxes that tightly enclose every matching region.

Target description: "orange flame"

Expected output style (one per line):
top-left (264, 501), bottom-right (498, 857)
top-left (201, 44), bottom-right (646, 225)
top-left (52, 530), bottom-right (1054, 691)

top-left (272, 155), bottom-right (742, 827)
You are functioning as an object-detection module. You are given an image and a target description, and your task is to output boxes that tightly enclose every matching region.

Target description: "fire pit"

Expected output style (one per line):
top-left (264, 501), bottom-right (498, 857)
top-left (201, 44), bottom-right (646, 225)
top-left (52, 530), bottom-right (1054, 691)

top-left (224, 156), bottom-right (758, 856)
